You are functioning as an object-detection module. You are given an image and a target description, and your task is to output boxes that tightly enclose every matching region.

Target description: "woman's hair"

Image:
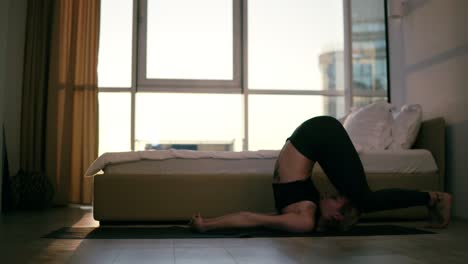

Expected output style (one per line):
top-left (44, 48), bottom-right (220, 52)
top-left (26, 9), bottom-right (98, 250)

top-left (338, 200), bottom-right (360, 231)
top-left (316, 194), bottom-right (360, 232)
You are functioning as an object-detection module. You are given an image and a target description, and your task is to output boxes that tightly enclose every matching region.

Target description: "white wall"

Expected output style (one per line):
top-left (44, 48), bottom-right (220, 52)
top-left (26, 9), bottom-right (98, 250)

top-left (389, 0), bottom-right (468, 219)
top-left (4, 0), bottom-right (27, 177)
top-left (0, 0), bottom-right (9, 211)
top-left (0, 0), bottom-right (27, 211)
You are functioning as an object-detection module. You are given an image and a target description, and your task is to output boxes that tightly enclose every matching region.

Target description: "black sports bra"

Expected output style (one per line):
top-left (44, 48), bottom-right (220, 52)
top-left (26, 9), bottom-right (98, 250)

top-left (272, 177), bottom-right (320, 213)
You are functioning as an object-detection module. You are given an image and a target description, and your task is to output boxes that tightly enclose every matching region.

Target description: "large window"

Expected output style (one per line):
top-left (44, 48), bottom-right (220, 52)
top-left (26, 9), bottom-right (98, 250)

top-left (98, 0), bottom-right (389, 153)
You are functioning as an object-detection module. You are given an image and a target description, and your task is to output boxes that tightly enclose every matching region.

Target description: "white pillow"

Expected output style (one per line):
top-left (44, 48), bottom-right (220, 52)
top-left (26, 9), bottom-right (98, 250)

top-left (343, 102), bottom-right (394, 152)
top-left (338, 106), bottom-right (361, 125)
top-left (338, 114), bottom-right (349, 125)
top-left (389, 104), bottom-right (422, 149)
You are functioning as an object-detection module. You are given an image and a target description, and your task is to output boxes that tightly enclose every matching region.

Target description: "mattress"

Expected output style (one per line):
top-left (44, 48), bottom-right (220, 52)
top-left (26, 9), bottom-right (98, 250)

top-left (87, 149), bottom-right (438, 176)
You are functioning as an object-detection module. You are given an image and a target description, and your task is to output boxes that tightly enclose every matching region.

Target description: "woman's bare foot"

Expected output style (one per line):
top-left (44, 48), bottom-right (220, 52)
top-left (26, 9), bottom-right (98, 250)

top-left (427, 192), bottom-right (452, 228)
top-left (189, 213), bottom-right (208, 232)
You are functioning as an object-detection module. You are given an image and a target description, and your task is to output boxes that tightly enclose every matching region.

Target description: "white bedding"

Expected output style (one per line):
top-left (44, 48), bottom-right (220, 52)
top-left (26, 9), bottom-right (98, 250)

top-left (85, 149), bottom-right (438, 176)
top-left (85, 149), bottom-right (280, 176)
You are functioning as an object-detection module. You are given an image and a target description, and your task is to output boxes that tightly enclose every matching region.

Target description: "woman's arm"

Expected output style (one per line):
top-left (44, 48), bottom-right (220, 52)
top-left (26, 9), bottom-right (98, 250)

top-left (190, 209), bottom-right (316, 233)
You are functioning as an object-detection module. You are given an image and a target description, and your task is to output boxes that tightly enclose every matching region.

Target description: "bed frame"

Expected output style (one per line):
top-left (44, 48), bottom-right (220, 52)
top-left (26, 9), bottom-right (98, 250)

top-left (93, 118), bottom-right (445, 223)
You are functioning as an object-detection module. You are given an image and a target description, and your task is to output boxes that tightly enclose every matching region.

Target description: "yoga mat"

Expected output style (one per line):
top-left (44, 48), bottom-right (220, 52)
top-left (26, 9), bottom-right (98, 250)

top-left (43, 225), bottom-right (435, 239)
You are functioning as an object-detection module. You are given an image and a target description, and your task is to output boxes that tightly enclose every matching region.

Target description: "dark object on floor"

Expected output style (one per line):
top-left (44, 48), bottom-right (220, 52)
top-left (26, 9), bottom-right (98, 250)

top-left (2, 125), bottom-right (54, 212)
top-left (2, 126), bottom-right (14, 212)
top-left (11, 170), bottom-right (54, 210)
top-left (43, 225), bottom-right (435, 239)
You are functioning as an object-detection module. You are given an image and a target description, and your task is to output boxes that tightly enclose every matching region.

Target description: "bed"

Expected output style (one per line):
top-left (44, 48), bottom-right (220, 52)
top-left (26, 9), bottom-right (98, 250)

top-left (88, 118), bottom-right (445, 223)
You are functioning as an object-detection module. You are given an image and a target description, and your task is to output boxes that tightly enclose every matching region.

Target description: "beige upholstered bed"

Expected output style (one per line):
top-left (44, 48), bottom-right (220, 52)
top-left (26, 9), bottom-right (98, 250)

top-left (91, 118), bottom-right (445, 223)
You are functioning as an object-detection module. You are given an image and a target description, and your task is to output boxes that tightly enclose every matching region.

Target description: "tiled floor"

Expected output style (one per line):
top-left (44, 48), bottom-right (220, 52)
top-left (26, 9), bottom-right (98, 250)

top-left (0, 206), bottom-right (467, 263)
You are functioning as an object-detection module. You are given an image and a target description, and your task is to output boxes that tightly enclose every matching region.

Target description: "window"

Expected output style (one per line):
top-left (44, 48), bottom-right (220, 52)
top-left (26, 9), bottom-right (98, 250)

top-left (134, 93), bottom-right (243, 151)
top-left (98, 93), bottom-right (132, 155)
top-left (98, 0), bottom-right (390, 153)
top-left (98, 0), bottom-right (133, 88)
top-left (138, 0), bottom-right (242, 91)
top-left (248, 0), bottom-right (344, 91)
top-left (248, 95), bottom-right (346, 150)
top-left (351, 0), bottom-right (389, 103)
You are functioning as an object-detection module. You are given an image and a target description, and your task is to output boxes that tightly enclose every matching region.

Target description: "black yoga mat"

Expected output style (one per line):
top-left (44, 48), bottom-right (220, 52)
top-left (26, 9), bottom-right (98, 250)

top-left (43, 225), bottom-right (435, 239)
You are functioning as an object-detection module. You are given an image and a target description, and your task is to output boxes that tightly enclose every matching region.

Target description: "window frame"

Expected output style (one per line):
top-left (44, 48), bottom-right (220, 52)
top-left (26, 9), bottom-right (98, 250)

top-left (136, 0), bottom-right (243, 93)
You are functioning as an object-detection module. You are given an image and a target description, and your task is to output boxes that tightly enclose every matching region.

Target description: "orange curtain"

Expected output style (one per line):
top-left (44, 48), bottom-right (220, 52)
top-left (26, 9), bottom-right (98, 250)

top-left (45, 0), bottom-right (100, 205)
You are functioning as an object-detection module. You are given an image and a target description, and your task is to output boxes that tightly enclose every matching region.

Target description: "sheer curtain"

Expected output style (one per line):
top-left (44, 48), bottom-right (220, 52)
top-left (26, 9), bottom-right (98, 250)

top-left (21, 0), bottom-right (100, 205)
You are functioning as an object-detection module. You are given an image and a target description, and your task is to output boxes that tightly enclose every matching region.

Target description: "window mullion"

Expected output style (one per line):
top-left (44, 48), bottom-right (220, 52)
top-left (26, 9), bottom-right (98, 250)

top-left (343, 0), bottom-right (353, 112)
top-left (242, 0), bottom-right (248, 151)
top-left (130, 0), bottom-right (140, 151)
top-left (137, 0), bottom-right (148, 92)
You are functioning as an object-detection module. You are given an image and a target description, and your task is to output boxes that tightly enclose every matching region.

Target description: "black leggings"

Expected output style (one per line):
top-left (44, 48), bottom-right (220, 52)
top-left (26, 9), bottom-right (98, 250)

top-left (288, 116), bottom-right (430, 213)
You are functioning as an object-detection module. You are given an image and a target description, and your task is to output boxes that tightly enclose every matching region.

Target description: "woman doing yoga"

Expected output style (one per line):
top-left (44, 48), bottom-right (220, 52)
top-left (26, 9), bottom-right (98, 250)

top-left (190, 116), bottom-right (452, 233)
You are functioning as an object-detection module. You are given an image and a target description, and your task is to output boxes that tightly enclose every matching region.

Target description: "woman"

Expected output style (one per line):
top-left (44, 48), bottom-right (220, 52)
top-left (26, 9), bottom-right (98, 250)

top-left (190, 116), bottom-right (452, 233)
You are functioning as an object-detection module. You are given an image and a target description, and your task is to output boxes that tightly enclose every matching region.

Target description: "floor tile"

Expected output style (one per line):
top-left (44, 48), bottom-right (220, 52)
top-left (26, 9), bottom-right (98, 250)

top-left (1, 208), bottom-right (467, 264)
top-left (115, 248), bottom-right (174, 264)
top-left (175, 247), bottom-right (235, 264)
